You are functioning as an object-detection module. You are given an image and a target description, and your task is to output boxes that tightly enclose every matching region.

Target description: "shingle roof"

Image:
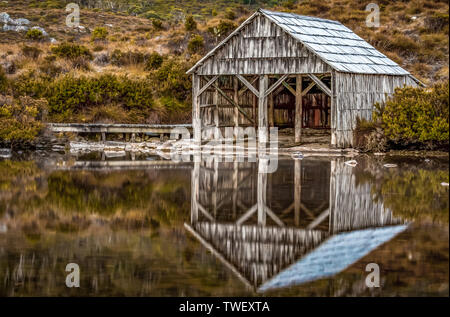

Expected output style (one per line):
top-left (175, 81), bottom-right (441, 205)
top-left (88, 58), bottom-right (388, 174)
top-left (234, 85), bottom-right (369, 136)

top-left (260, 9), bottom-right (409, 75)
top-left (188, 9), bottom-right (411, 76)
top-left (258, 224), bottom-right (408, 292)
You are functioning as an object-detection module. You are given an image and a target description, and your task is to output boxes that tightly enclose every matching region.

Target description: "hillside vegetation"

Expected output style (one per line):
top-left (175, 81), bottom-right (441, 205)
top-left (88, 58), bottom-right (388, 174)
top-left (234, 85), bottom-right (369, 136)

top-left (0, 0), bottom-right (448, 145)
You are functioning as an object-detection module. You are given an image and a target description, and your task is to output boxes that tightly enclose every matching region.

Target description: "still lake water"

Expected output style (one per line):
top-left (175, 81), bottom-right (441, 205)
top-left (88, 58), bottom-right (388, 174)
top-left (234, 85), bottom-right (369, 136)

top-left (0, 151), bottom-right (448, 296)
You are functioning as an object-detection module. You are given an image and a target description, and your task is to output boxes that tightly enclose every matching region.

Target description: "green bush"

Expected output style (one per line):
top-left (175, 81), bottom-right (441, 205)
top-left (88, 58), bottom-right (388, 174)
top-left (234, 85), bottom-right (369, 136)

top-left (150, 57), bottom-right (191, 101)
top-left (0, 68), bottom-right (7, 93)
top-left (25, 28), bottom-right (44, 41)
top-left (208, 20), bottom-right (237, 39)
top-left (51, 42), bottom-right (93, 60)
top-left (91, 27), bottom-right (109, 41)
top-left (46, 74), bottom-right (154, 120)
top-left (0, 96), bottom-right (47, 144)
top-left (374, 82), bottom-right (449, 148)
top-left (187, 34), bottom-right (205, 54)
top-left (184, 15), bottom-right (197, 31)
top-left (145, 52), bottom-right (164, 70)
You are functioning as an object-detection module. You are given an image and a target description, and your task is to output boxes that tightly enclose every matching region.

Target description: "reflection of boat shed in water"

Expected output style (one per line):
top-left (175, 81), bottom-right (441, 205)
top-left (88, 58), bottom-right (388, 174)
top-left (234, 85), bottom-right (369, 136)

top-left (187, 9), bottom-right (420, 148)
top-left (185, 158), bottom-right (407, 291)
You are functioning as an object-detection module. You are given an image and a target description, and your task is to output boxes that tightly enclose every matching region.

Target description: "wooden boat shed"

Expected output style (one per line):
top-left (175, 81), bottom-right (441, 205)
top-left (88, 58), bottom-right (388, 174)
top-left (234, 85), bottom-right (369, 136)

top-left (187, 9), bottom-right (420, 148)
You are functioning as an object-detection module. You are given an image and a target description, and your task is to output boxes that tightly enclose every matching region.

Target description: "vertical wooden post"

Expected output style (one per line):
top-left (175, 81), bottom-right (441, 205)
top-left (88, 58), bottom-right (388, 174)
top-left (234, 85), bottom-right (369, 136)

top-left (258, 75), bottom-right (269, 144)
top-left (253, 94), bottom-right (257, 129)
top-left (192, 74), bottom-right (201, 143)
top-left (295, 75), bottom-right (303, 144)
top-left (294, 159), bottom-right (301, 227)
top-left (214, 85), bottom-right (220, 140)
top-left (268, 91), bottom-right (274, 127)
top-left (233, 76), bottom-right (239, 128)
top-left (131, 133), bottom-right (136, 142)
top-left (101, 132), bottom-right (106, 142)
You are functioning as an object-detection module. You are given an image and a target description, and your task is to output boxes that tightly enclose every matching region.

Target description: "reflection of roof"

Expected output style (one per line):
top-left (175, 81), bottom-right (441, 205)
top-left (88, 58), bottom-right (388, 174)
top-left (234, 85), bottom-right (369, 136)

top-left (258, 224), bottom-right (408, 292)
top-left (260, 9), bottom-right (409, 75)
top-left (188, 222), bottom-right (328, 288)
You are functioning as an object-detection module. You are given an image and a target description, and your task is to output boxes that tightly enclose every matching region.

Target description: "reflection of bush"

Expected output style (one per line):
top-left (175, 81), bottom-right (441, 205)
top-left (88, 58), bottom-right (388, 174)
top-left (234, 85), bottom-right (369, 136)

top-left (375, 169), bottom-right (449, 223)
top-left (0, 161), bottom-right (190, 237)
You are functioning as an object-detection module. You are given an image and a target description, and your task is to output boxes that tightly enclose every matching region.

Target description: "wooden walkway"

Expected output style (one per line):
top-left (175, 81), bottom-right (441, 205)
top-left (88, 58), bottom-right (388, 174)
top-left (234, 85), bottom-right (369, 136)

top-left (47, 123), bottom-right (193, 141)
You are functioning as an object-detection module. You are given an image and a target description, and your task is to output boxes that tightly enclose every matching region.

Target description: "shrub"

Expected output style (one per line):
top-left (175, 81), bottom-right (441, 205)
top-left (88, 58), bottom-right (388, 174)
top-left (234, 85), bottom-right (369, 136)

top-left (208, 20), bottom-right (237, 40)
top-left (39, 62), bottom-right (63, 77)
top-left (46, 74), bottom-right (154, 121)
top-left (150, 57), bottom-right (191, 101)
top-left (0, 96), bottom-right (47, 144)
top-left (374, 82), bottom-right (449, 148)
top-left (21, 45), bottom-right (42, 59)
top-left (25, 28), bottom-right (44, 41)
top-left (51, 42), bottom-right (93, 60)
top-left (111, 49), bottom-right (147, 66)
top-left (184, 15), bottom-right (197, 31)
top-left (0, 67), bottom-right (7, 93)
top-left (187, 34), bottom-right (205, 54)
top-left (91, 27), bottom-right (109, 41)
top-left (224, 9), bottom-right (236, 20)
top-left (152, 19), bottom-right (163, 30)
top-left (145, 52), bottom-right (164, 70)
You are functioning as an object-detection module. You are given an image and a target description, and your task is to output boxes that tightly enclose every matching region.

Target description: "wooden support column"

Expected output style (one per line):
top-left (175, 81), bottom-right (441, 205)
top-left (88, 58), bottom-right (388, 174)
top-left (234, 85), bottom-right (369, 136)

top-left (295, 75), bottom-right (303, 144)
top-left (101, 132), bottom-right (106, 142)
top-left (258, 75), bottom-right (269, 143)
top-left (213, 87), bottom-right (220, 140)
top-left (294, 159), bottom-right (301, 226)
top-left (233, 76), bottom-right (239, 127)
top-left (192, 74), bottom-right (201, 143)
top-left (268, 91), bottom-right (274, 127)
top-left (253, 94), bottom-right (257, 129)
top-left (212, 160), bottom-right (218, 218)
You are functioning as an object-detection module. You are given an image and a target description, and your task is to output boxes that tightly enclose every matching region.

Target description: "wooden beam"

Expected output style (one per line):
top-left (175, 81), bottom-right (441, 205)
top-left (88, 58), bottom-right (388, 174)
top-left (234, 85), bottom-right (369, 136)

top-left (233, 77), bottom-right (239, 127)
top-left (258, 75), bottom-right (269, 143)
top-left (302, 81), bottom-right (316, 96)
top-left (212, 83), bottom-right (254, 124)
top-left (308, 74), bottom-right (332, 97)
top-left (282, 81), bottom-right (296, 96)
top-left (268, 90), bottom-right (274, 127)
top-left (265, 74), bottom-right (288, 97)
top-left (295, 75), bottom-right (302, 143)
top-left (236, 74), bottom-right (260, 97)
top-left (198, 75), bottom-right (219, 97)
top-left (238, 76), bottom-right (258, 96)
top-left (192, 74), bottom-right (201, 143)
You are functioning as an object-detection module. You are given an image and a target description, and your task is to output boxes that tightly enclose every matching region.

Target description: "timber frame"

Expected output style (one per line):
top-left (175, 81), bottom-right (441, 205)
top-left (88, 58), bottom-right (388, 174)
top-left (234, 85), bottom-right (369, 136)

top-left (192, 73), bottom-right (333, 144)
top-left (188, 9), bottom-right (419, 148)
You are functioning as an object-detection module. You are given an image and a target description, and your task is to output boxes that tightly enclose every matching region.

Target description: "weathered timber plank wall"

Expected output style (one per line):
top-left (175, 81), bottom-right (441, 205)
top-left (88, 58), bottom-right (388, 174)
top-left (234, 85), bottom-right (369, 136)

top-left (196, 14), bottom-right (331, 76)
top-left (332, 73), bottom-right (418, 148)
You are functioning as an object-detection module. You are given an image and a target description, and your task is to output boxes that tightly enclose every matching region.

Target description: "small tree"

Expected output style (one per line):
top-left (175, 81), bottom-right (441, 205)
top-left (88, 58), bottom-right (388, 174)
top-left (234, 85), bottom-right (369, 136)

top-left (187, 34), bottom-right (204, 54)
top-left (91, 27), bottom-right (109, 41)
top-left (25, 29), bottom-right (44, 41)
top-left (145, 52), bottom-right (164, 70)
top-left (185, 15), bottom-right (197, 31)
